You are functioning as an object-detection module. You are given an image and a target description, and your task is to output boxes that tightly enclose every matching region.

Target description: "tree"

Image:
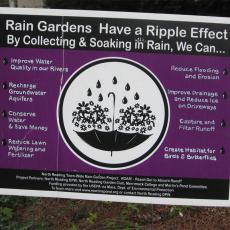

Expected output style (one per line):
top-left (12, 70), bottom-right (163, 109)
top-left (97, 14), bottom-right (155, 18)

top-left (45, 0), bottom-right (230, 16)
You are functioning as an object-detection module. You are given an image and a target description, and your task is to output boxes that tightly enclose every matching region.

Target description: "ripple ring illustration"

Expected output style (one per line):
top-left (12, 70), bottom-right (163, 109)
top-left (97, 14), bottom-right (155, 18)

top-left (57, 58), bottom-right (169, 169)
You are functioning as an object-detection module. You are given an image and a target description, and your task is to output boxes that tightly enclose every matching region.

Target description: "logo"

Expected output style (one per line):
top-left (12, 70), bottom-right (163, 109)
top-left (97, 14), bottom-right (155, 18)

top-left (57, 58), bottom-right (169, 169)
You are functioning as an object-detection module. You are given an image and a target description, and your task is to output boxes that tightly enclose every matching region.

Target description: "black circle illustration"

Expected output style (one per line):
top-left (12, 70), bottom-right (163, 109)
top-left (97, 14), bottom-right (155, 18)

top-left (57, 58), bottom-right (169, 169)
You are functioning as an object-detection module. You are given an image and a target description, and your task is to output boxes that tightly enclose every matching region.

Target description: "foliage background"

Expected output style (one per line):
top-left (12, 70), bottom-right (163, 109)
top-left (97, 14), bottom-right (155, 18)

top-left (46, 0), bottom-right (230, 16)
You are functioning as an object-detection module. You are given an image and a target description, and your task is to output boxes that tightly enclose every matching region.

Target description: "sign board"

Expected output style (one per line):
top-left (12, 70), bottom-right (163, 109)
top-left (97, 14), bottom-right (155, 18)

top-left (0, 8), bottom-right (229, 206)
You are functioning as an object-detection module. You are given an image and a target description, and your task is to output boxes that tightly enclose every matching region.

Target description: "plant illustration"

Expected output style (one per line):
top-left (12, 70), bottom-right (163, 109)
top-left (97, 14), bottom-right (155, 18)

top-left (71, 76), bottom-right (156, 155)
top-left (72, 100), bottom-right (110, 132)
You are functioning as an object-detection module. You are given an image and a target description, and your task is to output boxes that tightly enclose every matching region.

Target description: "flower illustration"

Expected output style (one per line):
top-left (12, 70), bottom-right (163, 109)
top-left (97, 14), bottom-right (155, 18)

top-left (118, 103), bottom-right (156, 134)
top-left (99, 114), bottom-right (107, 123)
top-left (69, 77), bottom-right (161, 157)
top-left (115, 118), bottom-right (120, 123)
top-left (93, 104), bottom-right (102, 113)
top-left (126, 106), bottom-right (135, 114)
top-left (132, 118), bottom-right (140, 126)
top-left (140, 127), bottom-right (146, 134)
top-left (107, 118), bottom-right (112, 123)
top-left (81, 118), bottom-right (87, 123)
top-left (150, 115), bottom-right (156, 121)
top-left (118, 125), bottom-right (123, 130)
top-left (77, 101), bottom-right (90, 112)
top-left (80, 124), bottom-right (87, 131)
top-left (72, 82), bottom-right (156, 153)
top-left (88, 117), bottom-right (94, 124)
top-left (138, 104), bottom-right (152, 116)
top-left (72, 111), bottom-right (77, 116)
top-left (148, 126), bottom-right (152, 131)
top-left (121, 120), bottom-right (127, 126)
